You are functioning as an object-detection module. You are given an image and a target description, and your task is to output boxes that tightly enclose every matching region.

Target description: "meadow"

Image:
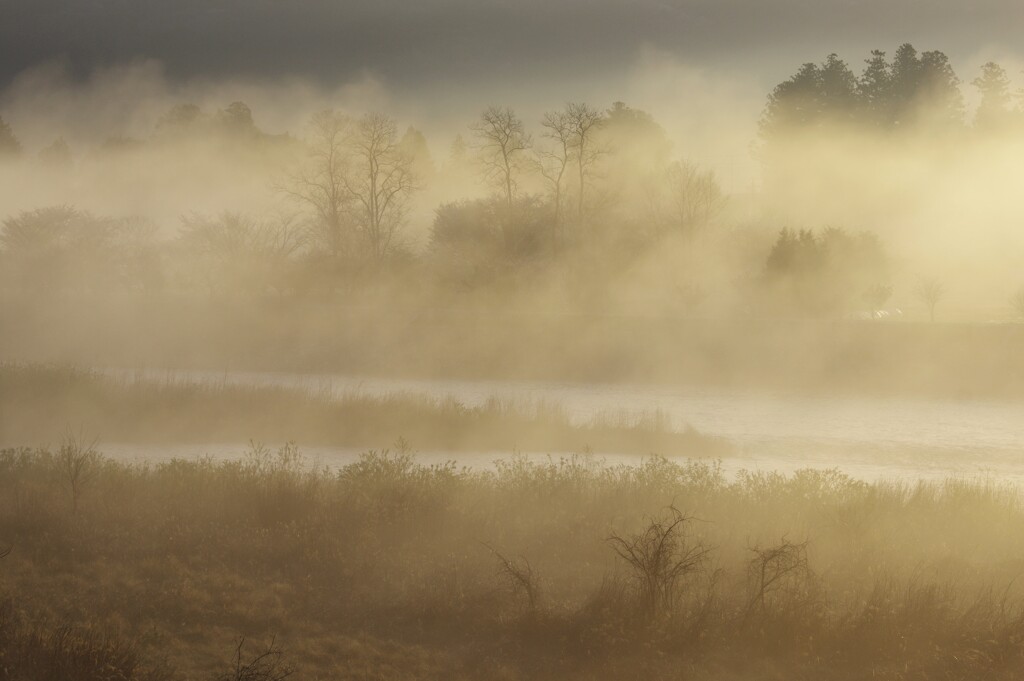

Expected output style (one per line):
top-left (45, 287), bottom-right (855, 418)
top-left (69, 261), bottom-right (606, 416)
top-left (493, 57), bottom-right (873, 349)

top-left (1, 440), bottom-right (1023, 679)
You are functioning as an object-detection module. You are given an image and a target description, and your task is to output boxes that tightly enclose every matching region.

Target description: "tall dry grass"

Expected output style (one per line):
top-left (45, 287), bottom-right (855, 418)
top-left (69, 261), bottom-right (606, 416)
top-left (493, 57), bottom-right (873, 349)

top-left (2, 443), bottom-right (1023, 679)
top-left (0, 363), bottom-right (723, 456)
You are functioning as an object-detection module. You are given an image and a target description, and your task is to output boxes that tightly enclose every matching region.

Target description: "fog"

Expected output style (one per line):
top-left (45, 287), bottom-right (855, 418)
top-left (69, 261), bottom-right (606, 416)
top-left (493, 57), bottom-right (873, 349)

top-left (3, 47), bottom-right (1024, 316)
top-left (3, 6), bottom-right (1024, 680)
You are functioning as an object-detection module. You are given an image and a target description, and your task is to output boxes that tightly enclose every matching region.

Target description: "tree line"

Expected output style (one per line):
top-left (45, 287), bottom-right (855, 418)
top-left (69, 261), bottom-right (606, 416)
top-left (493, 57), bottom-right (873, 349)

top-left (0, 98), bottom-right (732, 300)
top-left (761, 43), bottom-right (1024, 137)
top-left (3, 45), bottom-right (1024, 319)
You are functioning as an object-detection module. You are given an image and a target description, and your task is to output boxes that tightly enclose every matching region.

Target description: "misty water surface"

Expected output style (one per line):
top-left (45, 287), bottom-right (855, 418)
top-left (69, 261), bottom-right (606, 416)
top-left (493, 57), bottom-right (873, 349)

top-left (101, 367), bottom-right (1024, 483)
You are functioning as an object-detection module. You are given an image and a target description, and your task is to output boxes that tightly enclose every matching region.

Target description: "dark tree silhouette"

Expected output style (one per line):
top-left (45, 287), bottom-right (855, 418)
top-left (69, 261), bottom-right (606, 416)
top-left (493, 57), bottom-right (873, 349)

top-left (343, 112), bottom-right (418, 261)
top-left (973, 62), bottom-right (1014, 129)
top-left (917, 50), bottom-right (964, 128)
top-left (818, 54), bottom-right (860, 122)
top-left (763, 227), bottom-right (889, 317)
top-left (471, 106), bottom-right (532, 213)
top-left (665, 161), bottom-right (725, 239)
top-left (282, 110), bottom-right (354, 260)
top-left (156, 103), bottom-right (205, 135)
top-left (888, 43), bottom-right (923, 126)
top-left (760, 44), bottom-right (965, 136)
top-left (859, 50), bottom-right (893, 126)
top-left (759, 55), bottom-right (858, 135)
top-left (535, 108), bottom-right (574, 252)
top-left (760, 62), bottom-right (823, 137)
top-left (217, 101), bottom-right (259, 136)
top-left (428, 195), bottom-right (550, 288)
top-left (564, 102), bottom-right (604, 219)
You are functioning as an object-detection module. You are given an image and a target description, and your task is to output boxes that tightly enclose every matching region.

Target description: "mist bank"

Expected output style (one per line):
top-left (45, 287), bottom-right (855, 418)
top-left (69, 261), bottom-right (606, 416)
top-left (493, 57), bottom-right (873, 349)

top-left (3, 46), bottom-right (1024, 399)
top-left (4, 300), bottom-right (1024, 399)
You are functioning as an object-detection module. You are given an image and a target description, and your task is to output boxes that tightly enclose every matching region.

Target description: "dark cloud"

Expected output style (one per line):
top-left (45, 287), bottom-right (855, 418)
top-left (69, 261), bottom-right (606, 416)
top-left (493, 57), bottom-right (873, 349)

top-left (3, 0), bottom-right (1022, 90)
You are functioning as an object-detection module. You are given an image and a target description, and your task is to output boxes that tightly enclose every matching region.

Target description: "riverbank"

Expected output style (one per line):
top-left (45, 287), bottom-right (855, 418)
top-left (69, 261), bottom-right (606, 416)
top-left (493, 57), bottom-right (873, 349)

top-left (0, 364), bottom-right (723, 457)
top-left (5, 297), bottom-right (1024, 399)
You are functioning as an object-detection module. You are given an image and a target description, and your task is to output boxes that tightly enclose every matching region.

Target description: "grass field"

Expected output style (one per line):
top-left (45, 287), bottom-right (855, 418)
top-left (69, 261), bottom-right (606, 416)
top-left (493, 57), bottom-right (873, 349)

top-left (2, 441), bottom-right (1023, 679)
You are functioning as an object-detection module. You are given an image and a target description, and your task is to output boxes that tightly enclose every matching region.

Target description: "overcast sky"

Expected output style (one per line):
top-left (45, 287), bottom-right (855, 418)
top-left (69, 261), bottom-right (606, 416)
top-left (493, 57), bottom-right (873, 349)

top-left (4, 0), bottom-right (1023, 90)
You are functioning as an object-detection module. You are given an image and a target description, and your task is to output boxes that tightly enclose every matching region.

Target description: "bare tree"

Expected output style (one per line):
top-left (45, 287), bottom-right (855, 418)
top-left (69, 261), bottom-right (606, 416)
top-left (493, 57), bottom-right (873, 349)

top-left (281, 110), bottom-right (354, 259)
top-left (914, 276), bottom-right (946, 322)
top-left (283, 111), bottom-right (417, 262)
top-left (745, 538), bottom-right (813, 618)
top-left (179, 212), bottom-right (306, 296)
top-left (56, 431), bottom-right (101, 513)
top-left (565, 102), bottom-right (604, 219)
top-left (341, 113), bottom-right (418, 260)
top-left (471, 106), bottom-right (532, 211)
top-left (665, 160), bottom-right (725, 239)
top-left (484, 543), bottom-right (541, 612)
top-left (535, 109), bottom-right (574, 252)
top-left (607, 506), bottom-right (712, 620)
top-left (215, 637), bottom-right (293, 681)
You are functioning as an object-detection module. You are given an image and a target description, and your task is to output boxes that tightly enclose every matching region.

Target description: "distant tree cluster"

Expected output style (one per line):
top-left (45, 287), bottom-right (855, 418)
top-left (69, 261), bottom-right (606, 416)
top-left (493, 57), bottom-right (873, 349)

top-left (0, 206), bottom-right (161, 294)
top-left (283, 110), bottom-right (420, 266)
top-left (429, 195), bottom-right (551, 290)
top-left (177, 212), bottom-right (305, 297)
top-left (760, 227), bottom-right (889, 317)
top-left (10, 81), bottom-right (1008, 321)
top-left (761, 43), bottom-right (1024, 138)
top-left (0, 102), bottom-right (729, 309)
top-left (156, 101), bottom-right (266, 140)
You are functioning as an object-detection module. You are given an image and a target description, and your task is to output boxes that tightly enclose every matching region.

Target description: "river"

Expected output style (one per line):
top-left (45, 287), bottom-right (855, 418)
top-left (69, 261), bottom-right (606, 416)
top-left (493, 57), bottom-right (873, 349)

top-left (96, 368), bottom-right (1024, 484)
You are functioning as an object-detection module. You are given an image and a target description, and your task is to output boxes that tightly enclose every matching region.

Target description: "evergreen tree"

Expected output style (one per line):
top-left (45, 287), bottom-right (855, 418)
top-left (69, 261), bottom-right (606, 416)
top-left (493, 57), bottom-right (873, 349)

top-left (760, 63), bottom-right (822, 138)
top-left (819, 54), bottom-right (860, 122)
top-left (859, 50), bottom-right (893, 126)
top-left (917, 50), bottom-right (964, 128)
top-left (762, 44), bottom-right (965, 134)
top-left (973, 62), bottom-right (1014, 129)
top-left (889, 43), bottom-right (922, 127)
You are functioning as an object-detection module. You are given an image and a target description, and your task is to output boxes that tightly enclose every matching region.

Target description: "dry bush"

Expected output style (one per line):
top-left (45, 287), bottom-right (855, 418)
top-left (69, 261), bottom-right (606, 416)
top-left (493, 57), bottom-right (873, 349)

top-left (744, 537), bottom-right (815, 618)
top-left (1, 445), bottom-right (1024, 679)
top-left (485, 544), bottom-right (541, 613)
top-left (55, 430), bottom-right (101, 513)
top-left (214, 637), bottom-right (293, 681)
top-left (607, 506), bottom-right (713, 621)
